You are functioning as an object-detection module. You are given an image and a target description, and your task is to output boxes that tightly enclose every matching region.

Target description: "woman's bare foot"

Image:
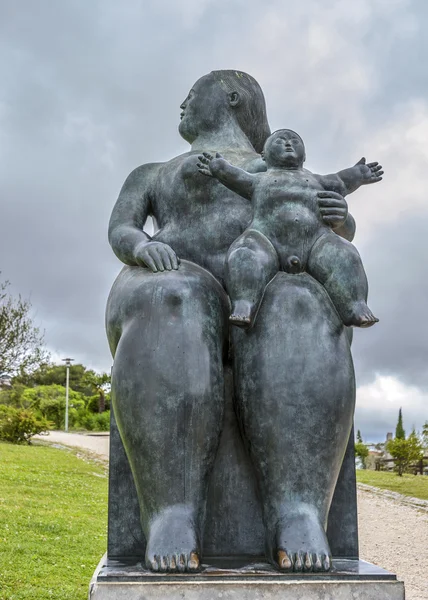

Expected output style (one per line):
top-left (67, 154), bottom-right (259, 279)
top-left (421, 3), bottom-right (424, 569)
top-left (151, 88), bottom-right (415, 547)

top-left (268, 509), bottom-right (332, 573)
top-left (145, 506), bottom-right (201, 573)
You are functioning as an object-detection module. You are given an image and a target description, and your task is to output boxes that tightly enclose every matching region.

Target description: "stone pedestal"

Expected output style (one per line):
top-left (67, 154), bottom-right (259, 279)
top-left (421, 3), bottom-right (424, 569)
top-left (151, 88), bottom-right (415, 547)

top-left (89, 555), bottom-right (404, 600)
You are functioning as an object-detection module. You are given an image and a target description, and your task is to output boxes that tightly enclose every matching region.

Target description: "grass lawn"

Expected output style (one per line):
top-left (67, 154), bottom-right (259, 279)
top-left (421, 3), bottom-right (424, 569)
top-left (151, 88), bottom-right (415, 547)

top-left (357, 469), bottom-right (428, 501)
top-left (0, 441), bottom-right (108, 600)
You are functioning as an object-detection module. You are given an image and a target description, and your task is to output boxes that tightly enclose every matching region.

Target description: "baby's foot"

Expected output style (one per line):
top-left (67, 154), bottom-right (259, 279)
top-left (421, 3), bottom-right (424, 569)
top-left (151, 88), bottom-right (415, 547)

top-left (344, 301), bottom-right (379, 328)
top-left (229, 300), bottom-right (256, 329)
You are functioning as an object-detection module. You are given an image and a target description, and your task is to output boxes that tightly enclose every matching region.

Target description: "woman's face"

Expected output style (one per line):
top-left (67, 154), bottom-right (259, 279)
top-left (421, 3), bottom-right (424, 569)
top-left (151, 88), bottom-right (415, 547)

top-left (179, 74), bottom-right (229, 143)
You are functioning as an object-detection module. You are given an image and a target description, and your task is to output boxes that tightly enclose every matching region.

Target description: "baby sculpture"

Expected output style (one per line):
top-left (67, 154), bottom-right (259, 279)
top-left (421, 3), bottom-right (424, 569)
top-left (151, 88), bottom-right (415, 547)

top-left (198, 129), bottom-right (383, 329)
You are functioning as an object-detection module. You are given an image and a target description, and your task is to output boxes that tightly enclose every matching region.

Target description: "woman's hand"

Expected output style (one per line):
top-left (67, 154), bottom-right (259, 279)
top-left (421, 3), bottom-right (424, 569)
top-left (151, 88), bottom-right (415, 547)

top-left (317, 191), bottom-right (348, 229)
top-left (134, 241), bottom-right (179, 272)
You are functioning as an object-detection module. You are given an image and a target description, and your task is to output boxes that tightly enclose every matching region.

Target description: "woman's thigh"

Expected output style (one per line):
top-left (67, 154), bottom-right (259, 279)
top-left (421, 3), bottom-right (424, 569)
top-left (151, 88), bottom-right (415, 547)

top-left (232, 271), bottom-right (355, 452)
top-left (106, 260), bottom-right (230, 357)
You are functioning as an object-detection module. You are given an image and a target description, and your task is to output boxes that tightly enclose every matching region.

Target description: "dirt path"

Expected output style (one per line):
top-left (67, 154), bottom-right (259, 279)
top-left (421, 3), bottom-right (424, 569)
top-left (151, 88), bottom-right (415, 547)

top-left (37, 432), bottom-right (427, 599)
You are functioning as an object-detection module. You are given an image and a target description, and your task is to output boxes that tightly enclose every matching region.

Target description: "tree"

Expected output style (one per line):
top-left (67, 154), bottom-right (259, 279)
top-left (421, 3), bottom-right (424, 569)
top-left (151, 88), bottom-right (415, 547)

top-left (0, 276), bottom-right (48, 376)
top-left (387, 428), bottom-right (423, 476)
top-left (422, 421), bottom-right (428, 448)
top-left (86, 371), bottom-right (111, 413)
top-left (355, 430), bottom-right (369, 469)
top-left (15, 362), bottom-right (111, 410)
top-left (395, 408), bottom-right (405, 440)
top-left (22, 384), bottom-right (86, 429)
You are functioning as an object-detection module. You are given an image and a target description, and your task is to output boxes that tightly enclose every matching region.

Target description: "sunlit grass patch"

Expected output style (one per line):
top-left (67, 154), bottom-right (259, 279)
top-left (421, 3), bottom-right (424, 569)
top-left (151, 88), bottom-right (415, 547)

top-left (357, 469), bottom-right (428, 501)
top-left (0, 442), bottom-right (108, 600)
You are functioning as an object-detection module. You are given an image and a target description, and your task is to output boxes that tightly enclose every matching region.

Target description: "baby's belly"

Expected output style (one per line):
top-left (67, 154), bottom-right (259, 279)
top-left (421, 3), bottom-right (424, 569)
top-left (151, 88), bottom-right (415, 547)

top-left (252, 203), bottom-right (327, 273)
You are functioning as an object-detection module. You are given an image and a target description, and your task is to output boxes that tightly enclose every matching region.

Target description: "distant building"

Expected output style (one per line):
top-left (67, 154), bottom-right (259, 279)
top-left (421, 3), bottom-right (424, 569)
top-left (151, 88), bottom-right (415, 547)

top-left (0, 373), bottom-right (12, 389)
top-left (355, 433), bottom-right (394, 470)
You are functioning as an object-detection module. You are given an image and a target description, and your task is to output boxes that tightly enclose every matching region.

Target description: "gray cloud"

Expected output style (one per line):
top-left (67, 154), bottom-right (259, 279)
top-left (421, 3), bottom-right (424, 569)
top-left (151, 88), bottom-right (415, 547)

top-left (1, 0), bottom-right (428, 438)
top-left (353, 212), bottom-right (428, 389)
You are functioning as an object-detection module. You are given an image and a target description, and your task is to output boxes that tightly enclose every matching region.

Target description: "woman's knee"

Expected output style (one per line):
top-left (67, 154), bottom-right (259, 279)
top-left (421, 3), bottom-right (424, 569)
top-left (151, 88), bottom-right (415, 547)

top-left (107, 264), bottom-right (228, 350)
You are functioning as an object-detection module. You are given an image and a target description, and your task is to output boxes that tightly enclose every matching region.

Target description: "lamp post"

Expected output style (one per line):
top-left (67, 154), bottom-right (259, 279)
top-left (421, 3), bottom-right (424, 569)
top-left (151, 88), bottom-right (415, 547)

top-left (62, 358), bottom-right (74, 432)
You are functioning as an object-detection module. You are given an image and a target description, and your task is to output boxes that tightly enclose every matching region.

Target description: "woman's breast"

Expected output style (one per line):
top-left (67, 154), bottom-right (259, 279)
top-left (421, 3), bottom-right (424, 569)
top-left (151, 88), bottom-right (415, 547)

top-left (151, 155), bottom-right (253, 280)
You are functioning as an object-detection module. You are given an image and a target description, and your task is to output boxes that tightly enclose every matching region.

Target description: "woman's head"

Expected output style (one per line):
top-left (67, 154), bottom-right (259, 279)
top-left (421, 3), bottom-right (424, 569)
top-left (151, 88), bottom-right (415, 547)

top-left (211, 70), bottom-right (271, 153)
top-left (179, 70), bottom-right (271, 153)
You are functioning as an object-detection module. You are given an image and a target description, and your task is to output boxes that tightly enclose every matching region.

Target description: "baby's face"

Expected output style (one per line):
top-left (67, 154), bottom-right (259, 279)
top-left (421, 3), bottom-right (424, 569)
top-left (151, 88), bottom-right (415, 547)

top-left (264, 130), bottom-right (305, 168)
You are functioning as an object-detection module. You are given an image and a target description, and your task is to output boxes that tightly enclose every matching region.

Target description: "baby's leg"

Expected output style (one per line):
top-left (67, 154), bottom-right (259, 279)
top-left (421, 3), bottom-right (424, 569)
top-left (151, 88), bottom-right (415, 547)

top-left (225, 229), bottom-right (279, 328)
top-left (307, 232), bottom-right (378, 328)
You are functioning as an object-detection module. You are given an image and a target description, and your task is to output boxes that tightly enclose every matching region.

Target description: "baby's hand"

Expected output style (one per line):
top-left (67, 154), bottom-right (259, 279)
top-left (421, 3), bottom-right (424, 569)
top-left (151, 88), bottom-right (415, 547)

top-left (197, 152), bottom-right (227, 178)
top-left (355, 157), bottom-right (384, 185)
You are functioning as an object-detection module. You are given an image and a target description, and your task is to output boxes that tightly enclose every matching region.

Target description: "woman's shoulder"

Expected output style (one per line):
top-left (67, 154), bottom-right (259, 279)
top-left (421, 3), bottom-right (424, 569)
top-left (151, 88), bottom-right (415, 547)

top-left (242, 155), bottom-right (266, 174)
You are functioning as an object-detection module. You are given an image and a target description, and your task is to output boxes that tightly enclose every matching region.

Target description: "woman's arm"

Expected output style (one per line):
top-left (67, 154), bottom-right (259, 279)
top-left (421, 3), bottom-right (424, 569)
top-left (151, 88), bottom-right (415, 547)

top-left (109, 163), bottom-right (179, 271)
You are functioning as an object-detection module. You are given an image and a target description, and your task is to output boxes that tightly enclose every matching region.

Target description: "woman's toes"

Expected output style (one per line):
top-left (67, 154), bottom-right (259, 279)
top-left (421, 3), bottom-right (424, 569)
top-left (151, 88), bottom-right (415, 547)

top-left (277, 549), bottom-right (293, 571)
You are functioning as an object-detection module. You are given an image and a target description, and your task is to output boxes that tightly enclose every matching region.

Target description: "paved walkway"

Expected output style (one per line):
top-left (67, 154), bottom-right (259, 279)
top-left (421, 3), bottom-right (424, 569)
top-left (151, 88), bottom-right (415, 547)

top-left (36, 432), bottom-right (428, 600)
top-left (34, 430), bottom-right (109, 458)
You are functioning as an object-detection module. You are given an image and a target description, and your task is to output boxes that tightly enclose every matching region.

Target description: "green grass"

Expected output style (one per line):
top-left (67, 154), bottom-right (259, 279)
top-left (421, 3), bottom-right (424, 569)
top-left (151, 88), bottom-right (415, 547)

top-left (0, 441), bottom-right (108, 600)
top-left (357, 469), bottom-right (428, 501)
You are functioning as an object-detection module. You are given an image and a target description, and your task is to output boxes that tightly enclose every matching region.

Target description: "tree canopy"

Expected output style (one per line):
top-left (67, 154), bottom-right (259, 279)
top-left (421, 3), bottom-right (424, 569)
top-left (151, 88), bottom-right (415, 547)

top-left (395, 408), bottom-right (405, 440)
top-left (387, 412), bottom-right (423, 476)
top-left (0, 276), bottom-right (48, 376)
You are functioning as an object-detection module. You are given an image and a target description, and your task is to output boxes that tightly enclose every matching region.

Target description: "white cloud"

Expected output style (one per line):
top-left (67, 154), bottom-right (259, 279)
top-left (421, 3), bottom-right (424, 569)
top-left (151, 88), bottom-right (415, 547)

top-left (350, 99), bottom-right (428, 244)
top-left (355, 375), bottom-right (428, 441)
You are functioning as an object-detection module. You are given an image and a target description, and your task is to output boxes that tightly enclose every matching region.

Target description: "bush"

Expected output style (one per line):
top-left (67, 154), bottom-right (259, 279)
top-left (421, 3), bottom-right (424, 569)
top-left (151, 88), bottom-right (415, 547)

top-left (0, 405), bottom-right (51, 444)
top-left (22, 384), bottom-right (85, 428)
top-left (74, 410), bottom-right (110, 432)
top-left (93, 411), bottom-right (110, 431)
top-left (355, 441), bottom-right (369, 469)
top-left (386, 430), bottom-right (423, 476)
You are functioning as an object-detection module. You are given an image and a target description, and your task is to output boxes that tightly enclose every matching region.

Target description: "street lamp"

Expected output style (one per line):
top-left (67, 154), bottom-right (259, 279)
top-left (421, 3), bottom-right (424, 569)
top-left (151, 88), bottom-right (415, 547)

top-left (62, 358), bottom-right (74, 432)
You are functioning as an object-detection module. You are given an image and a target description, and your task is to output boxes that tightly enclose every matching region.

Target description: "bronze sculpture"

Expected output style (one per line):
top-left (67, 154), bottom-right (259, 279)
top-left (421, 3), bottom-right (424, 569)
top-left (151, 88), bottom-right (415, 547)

top-left (106, 70), bottom-right (379, 574)
top-left (197, 129), bottom-right (381, 329)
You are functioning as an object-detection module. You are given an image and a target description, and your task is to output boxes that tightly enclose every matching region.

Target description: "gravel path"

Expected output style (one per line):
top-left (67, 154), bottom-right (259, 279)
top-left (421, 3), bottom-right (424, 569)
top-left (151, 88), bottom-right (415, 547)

top-left (358, 487), bottom-right (428, 600)
top-left (36, 432), bottom-right (428, 599)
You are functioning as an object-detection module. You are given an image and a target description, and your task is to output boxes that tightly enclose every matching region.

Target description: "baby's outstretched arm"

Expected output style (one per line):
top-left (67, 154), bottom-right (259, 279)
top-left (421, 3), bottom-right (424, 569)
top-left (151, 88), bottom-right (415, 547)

top-left (317, 157), bottom-right (383, 196)
top-left (197, 152), bottom-right (256, 200)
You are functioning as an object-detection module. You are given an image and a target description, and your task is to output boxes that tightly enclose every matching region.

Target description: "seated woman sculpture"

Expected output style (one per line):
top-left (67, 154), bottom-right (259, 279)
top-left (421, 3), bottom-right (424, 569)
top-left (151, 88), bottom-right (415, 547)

top-left (106, 70), bottom-right (356, 574)
top-left (197, 128), bottom-right (382, 329)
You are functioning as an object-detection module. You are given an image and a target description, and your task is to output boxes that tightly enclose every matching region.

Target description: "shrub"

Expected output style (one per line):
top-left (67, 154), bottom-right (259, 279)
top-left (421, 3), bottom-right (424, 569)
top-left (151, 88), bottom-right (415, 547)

top-left (93, 411), bottom-right (110, 431)
top-left (355, 441), bottom-right (369, 469)
top-left (0, 405), bottom-right (51, 444)
top-left (75, 412), bottom-right (96, 431)
top-left (22, 384), bottom-right (85, 428)
top-left (73, 410), bottom-right (110, 432)
top-left (386, 430), bottom-right (423, 476)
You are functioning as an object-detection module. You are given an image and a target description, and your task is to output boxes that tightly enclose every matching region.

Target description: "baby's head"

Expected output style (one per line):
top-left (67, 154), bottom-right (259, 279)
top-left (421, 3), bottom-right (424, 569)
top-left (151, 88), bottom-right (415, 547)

top-left (262, 129), bottom-right (306, 169)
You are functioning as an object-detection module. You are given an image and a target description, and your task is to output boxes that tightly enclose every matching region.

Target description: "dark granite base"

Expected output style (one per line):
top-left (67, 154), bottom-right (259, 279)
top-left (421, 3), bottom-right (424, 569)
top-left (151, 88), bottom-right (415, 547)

top-left (89, 554), bottom-right (404, 600)
top-left (94, 553), bottom-right (398, 582)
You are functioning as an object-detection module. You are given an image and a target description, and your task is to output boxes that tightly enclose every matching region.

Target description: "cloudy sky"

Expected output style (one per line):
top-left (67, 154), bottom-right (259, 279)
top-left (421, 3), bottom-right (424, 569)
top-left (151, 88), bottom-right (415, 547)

top-left (1, 0), bottom-right (427, 441)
